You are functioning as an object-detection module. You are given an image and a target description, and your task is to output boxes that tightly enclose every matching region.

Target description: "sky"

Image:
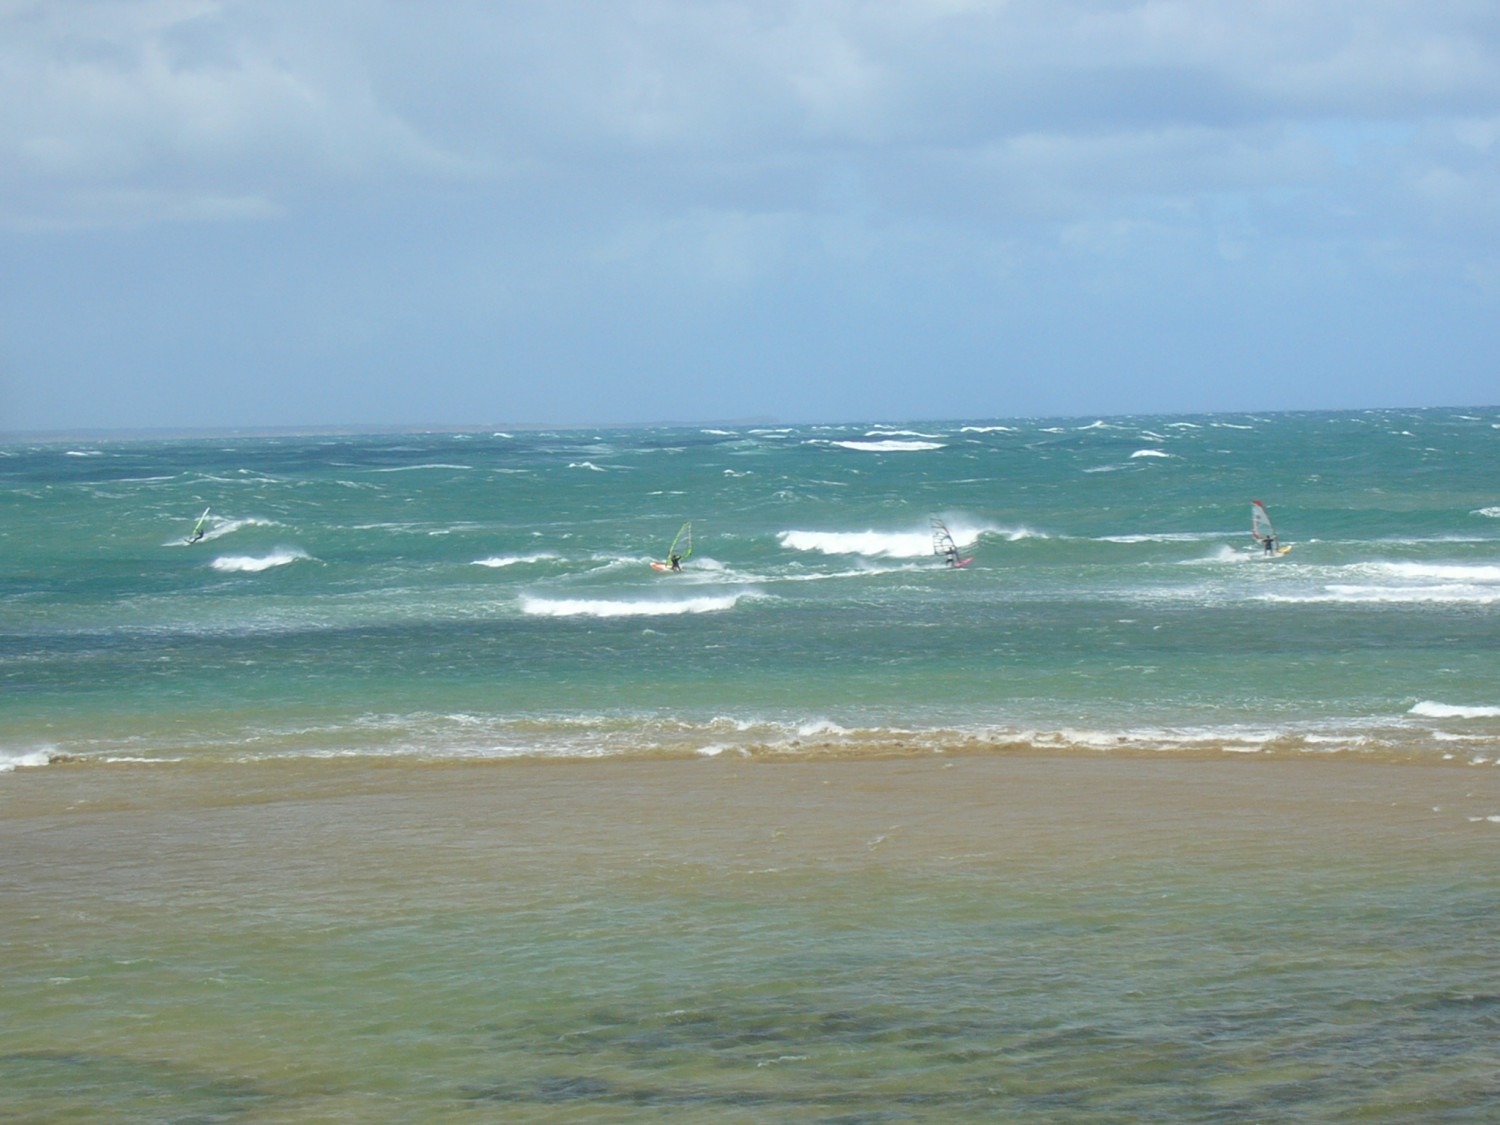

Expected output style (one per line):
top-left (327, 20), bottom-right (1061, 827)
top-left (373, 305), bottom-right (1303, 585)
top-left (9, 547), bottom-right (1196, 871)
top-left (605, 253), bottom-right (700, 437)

top-left (2, 1), bottom-right (1498, 433)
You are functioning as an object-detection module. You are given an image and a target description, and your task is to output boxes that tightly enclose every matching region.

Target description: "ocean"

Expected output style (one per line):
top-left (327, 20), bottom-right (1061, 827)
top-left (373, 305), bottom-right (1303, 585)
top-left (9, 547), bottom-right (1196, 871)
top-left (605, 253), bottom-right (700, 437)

top-left (4, 408), bottom-right (1499, 1122)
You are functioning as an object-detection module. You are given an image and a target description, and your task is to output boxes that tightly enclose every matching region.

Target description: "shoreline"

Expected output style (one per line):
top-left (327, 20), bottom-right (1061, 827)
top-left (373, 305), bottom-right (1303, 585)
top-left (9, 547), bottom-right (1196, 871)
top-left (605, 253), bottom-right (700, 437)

top-left (9, 736), bottom-right (1500, 777)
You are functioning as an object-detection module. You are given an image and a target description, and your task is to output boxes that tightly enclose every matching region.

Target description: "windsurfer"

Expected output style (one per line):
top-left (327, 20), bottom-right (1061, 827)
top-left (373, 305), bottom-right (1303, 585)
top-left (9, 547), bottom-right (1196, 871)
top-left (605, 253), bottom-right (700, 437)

top-left (1261, 534), bottom-right (1277, 555)
top-left (669, 553), bottom-right (682, 572)
top-left (187, 507), bottom-right (210, 545)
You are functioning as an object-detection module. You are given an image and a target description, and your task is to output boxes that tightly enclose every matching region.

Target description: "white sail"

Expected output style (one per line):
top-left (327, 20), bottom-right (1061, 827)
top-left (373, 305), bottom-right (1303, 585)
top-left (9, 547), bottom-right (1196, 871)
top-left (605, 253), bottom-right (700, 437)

top-left (1250, 500), bottom-right (1289, 556)
top-left (1251, 500), bottom-right (1275, 544)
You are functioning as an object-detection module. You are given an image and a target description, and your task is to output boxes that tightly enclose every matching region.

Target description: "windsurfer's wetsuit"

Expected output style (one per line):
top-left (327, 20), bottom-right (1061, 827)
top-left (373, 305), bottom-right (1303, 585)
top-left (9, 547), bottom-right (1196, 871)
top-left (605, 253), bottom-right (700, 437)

top-left (669, 554), bottom-right (681, 572)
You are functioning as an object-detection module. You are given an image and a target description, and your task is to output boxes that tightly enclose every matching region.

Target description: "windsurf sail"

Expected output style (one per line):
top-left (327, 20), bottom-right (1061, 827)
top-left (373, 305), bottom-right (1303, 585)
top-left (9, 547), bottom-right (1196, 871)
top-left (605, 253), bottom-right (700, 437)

top-left (1251, 500), bottom-right (1278, 551)
top-left (188, 507), bottom-right (210, 544)
top-left (656, 521), bottom-right (693, 571)
top-left (930, 517), bottom-right (961, 566)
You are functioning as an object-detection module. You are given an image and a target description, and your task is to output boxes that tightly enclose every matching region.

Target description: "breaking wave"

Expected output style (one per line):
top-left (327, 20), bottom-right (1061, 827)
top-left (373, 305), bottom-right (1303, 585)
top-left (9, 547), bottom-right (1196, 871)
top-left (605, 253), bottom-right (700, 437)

top-left (519, 593), bottom-right (746, 618)
top-left (211, 549), bottom-right (309, 573)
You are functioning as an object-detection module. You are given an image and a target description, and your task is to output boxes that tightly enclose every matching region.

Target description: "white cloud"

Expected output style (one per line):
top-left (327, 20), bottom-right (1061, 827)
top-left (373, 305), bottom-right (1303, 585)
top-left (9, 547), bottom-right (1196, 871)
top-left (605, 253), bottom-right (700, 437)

top-left (0, 0), bottom-right (472, 229)
top-left (3, 1), bottom-right (1498, 430)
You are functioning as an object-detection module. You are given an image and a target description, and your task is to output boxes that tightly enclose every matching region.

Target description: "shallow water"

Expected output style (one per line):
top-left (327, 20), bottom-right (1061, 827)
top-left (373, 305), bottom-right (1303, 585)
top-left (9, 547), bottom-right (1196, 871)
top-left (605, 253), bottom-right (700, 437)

top-left (4, 756), bottom-right (1498, 1123)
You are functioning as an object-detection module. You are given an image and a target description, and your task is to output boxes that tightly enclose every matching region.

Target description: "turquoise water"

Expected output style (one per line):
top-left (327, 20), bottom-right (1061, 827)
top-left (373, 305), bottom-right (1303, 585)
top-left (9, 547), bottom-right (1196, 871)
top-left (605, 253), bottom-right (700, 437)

top-left (5, 409), bottom-right (1500, 1123)
top-left (4, 408), bottom-right (1499, 766)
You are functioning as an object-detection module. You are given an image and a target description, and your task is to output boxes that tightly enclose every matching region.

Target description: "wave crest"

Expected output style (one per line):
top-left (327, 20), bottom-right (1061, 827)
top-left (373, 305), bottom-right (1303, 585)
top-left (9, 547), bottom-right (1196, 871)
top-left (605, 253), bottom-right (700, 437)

top-left (211, 549), bottom-right (309, 573)
top-left (831, 439), bottom-right (946, 452)
top-left (1410, 701), bottom-right (1500, 720)
top-left (520, 593), bottom-right (745, 618)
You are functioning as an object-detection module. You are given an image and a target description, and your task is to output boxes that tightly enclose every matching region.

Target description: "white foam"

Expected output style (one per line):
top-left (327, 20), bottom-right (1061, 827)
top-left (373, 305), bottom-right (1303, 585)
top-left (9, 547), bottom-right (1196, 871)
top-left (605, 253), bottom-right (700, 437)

top-left (1130, 449), bottom-right (1172, 458)
top-left (519, 593), bottom-right (745, 618)
top-left (1254, 560), bottom-right (1500, 604)
top-left (1311, 584), bottom-right (1500, 605)
top-left (369, 463), bottom-right (473, 473)
top-left (1102, 531), bottom-right (1223, 544)
top-left (779, 529), bottom-right (934, 558)
top-left (866, 429), bottom-right (944, 439)
top-left (1378, 562), bottom-right (1500, 583)
top-left (1410, 701), bottom-right (1500, 720)
top-left (796, 719), bottom-right (852, 738)
top-left (568, 461), bottom-right (608, 471)
top-left (778, 518), bottom-right (1006, 558)
top-left (0, 748), bottom-right (53, 771)
top-left (831, 440), bottom-right (946, 452)
top-left (471, 553), bottom-right (557, 568)
top-left (211, 549), bottom-right (309, 573)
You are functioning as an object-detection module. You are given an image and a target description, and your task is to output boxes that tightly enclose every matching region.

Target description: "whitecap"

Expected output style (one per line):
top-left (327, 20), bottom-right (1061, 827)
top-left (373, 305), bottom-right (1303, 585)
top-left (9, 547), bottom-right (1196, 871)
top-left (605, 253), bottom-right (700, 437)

top-left (1378, 562), bottom-right (1500, 583)
top-left (370, 463), bottom-right (473, 473)
top-left (0, 748), bottom-right (53, 772)
top-left (211, 549), bottom-right (309, 573)
top-left (471, 553), bottom-right (556, 568)
top-left (519, 593), bottom-right (744, 618)
top-left (1409, 701), bottom-right (1500, 720)
top-left (1130, 449), bottom-right (1171, 458)
top-left (778, 529), bottom-right (935, 558)
top-left (796, 719), bottom-right (851, 738)
top-left (832, 440), bottom-right (946, 452)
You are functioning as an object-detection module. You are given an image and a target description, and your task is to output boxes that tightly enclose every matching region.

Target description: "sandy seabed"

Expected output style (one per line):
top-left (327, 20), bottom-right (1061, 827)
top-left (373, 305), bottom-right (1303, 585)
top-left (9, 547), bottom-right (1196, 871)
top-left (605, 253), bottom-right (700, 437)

top-left (6, 754), bottom-right (1499, 888)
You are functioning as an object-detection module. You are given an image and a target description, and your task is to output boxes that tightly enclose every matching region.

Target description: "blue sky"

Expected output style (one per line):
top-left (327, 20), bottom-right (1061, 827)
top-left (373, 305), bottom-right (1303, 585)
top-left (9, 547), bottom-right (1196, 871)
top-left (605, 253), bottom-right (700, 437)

top-left (3, 1), bottom-right (1498, 432)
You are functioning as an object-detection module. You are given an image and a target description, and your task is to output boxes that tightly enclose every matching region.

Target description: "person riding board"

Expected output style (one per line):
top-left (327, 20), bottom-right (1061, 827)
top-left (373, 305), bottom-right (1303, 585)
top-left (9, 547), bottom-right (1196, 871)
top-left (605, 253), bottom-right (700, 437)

top-left (668, 553), bottom-right (682, 572)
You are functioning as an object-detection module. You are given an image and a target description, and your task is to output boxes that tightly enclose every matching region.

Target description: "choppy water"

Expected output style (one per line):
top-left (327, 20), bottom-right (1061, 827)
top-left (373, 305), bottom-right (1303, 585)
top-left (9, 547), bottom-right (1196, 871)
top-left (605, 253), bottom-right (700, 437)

top-left (4, 408), bottom-right (1500, 768)
top-left (5, 408), bottom-right (1500, 1123)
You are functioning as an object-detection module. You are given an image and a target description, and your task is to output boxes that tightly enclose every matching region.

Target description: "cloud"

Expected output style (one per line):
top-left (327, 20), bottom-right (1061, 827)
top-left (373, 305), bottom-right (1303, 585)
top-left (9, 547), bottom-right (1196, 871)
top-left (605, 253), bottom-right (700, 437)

top-left (3, 1), bottom-right (1498, 429)
top-left (0, 0), bottom-right (471, 230)
top-left (3, 2), bottom-right (1496, 233)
